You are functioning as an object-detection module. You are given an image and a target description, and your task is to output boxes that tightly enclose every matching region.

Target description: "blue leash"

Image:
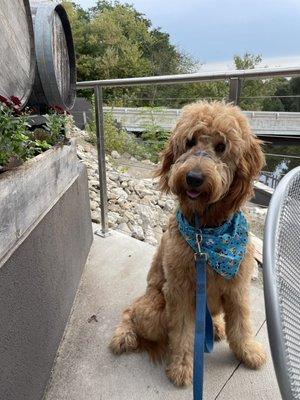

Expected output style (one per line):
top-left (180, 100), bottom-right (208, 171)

top-left (193, 231), bottom-right (214, 399)
top-left (176, 209), bottom-right (247, 398)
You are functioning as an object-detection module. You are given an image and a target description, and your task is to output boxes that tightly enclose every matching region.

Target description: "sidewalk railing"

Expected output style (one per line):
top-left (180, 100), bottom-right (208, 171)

top-left (76, 66), bottom-right (300, 236)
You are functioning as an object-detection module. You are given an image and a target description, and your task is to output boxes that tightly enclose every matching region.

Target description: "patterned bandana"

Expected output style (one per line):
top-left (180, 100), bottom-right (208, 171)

top-left (176, 210), bottom-right (249, 279)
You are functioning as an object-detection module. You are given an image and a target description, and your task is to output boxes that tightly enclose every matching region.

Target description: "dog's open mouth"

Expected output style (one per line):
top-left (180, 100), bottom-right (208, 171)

top-left (186, 189), bottom-right (201, 199)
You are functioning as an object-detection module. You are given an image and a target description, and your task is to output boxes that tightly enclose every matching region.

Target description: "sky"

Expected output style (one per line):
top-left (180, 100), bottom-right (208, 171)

top-left (77, 0), bottom-right (300, 71)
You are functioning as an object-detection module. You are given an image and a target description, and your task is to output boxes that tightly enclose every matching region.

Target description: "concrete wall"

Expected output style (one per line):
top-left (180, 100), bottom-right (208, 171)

top-left (99, 107), bottom-right (300, 136)
top-left (0, 164), bottom-right (93, 400)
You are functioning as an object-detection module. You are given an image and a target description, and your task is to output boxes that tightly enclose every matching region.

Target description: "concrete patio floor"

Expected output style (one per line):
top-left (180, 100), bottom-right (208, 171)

top-left (45, 230), bottom-right (281, 400)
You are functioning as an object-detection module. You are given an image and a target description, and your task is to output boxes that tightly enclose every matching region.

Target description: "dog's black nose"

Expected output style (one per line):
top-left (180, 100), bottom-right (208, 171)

top-left (186, 171), bottom-right (204, 187)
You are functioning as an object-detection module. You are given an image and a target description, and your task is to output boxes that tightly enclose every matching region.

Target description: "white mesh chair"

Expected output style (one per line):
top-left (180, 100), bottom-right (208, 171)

top-left (264, 166), bottom-right (300, 399)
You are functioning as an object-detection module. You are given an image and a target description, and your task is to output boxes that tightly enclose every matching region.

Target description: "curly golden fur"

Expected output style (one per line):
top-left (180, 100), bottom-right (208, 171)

top-left (109, 101), bottom-right (267, 387)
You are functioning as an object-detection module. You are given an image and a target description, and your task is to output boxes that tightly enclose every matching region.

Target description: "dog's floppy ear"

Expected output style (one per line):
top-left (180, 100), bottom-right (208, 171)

top-left (155, 136), bottom-right (175, 193)
top-left (241, 134), bottom-right (265, 182)
top-left (224, 133), bottom-right (265, 211)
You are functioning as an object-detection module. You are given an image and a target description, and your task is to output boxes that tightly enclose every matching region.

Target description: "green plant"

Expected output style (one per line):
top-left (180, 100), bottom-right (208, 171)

top-left (86, 99), bottom-right (171, 162)
top-left (138, 107), bottom-right (170, 159)
top-left (44, 112), bottom-right (66, 145)
top-left (0, 102), bottom-right (29, 166)
top-left (141, 126), bottom-right (169, 161)
top-left (87, 111), bottom-right (156, 160)
top-left (0, 96), bottom-right (68, 172)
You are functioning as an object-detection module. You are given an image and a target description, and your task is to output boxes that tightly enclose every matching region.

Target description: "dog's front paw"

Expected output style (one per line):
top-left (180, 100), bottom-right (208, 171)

top-left (236, 340), bottom-right (267, 369)
top-left (166, 360), bottom-right (193, 386)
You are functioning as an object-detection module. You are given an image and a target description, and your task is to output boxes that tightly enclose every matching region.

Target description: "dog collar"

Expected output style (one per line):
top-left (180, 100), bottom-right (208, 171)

top-left (176, 210), bottom-right (249, 279)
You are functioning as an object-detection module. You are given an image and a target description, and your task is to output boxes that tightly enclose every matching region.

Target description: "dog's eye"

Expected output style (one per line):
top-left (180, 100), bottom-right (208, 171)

top-left (186, 137), bottom-right (196, 148)
top-left (214, 142), bottom-right (226, 154)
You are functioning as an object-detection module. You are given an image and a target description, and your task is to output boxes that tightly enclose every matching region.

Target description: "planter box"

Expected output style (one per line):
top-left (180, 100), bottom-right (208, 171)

top-left (0, 141), bottom-right (93, 400)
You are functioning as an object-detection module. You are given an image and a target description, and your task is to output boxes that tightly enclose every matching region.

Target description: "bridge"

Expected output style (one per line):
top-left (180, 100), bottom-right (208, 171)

top-left (102, 107), bottom-right (300, 140)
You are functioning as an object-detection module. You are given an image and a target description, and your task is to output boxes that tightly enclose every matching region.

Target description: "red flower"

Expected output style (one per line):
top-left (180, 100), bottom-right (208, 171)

top-left (10, 96), bottom-right (22, 106)
top-left (0, 95), bottom-right (12, 107)
top-left (0, 95), bottom-right (8, 103)
top-left (0, 94), bottom-right (24, 116)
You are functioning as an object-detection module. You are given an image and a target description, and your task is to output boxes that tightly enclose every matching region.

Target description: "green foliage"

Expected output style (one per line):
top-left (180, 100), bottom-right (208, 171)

top-left (87, 112), bottom-right (125, 152)
top-left (262, 97), bottom-right (285, 111)
top-left (261, 77), bottom-right (300, 112)
top-left (138, 107), bottom-right (170, 155)
top-left (289, 77), bottom-right (300, 111)
top-left (234, 53), bottom-right (266, 110)
top-left (154, 81), bottom-right (229, 108)
top-left (141, 125), bottom-right (169, 158)
top-left (87, 111), bottom-right (154, 160)
top-left (63, 0), bottom-right (194, 82)
top-left (0, 102), bottom-right (68, 171)
top-left (234, 53), bottom-right (262, 70)
top-left (62, 0), bottom-right (198, 106)
top-left (0, 104), bottom-right (30, 166)
top-left (87, 103), bottom-right (171, 162)
top-left (44, 113), bottom-right (66, 145)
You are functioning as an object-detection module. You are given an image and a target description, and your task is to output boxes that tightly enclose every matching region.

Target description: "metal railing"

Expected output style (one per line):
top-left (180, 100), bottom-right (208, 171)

top-left (260, 171), bottom-right (284, 189)
top-left (76, 66), bottom-right (300, 236)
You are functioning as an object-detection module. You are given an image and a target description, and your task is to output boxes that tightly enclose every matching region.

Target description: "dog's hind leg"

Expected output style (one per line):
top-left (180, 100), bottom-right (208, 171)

top-left (109, 306), bottom-right (139, 355)
top-left (109, 244), bottom-right (167, 358)
top-left (109, 288), bottom-right (167, 355)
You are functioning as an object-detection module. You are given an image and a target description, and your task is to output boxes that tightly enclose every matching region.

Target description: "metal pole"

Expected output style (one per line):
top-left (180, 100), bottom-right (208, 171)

top-left (228, 77), bottom-right (241, 105)
top-left (94, 85), bottom-right (110, 237)
top-left (82, 111), bottom-right (87, 128)
top-left (76, 65), bottom-right (300, 89)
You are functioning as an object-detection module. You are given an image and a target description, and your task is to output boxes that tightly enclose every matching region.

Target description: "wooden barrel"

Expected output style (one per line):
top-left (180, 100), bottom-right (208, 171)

top-left (28, 1), bottom-right (76, 110)
top-left (0, 0), bottom-right (35, 107)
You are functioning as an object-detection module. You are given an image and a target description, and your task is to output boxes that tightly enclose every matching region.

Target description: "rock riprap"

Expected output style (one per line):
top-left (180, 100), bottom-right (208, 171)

top-left (76, 144), bottom-right (174, 246)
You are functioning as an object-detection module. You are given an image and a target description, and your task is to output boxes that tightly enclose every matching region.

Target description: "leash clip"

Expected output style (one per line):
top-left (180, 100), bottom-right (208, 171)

top-left (194, 233), bottom-right (207, 260)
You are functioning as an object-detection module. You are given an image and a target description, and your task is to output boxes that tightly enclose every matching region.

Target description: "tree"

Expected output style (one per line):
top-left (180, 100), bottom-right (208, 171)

top-left (234, 53), bottom-right (262, 70)
top-left (289, 77), bottom-right (300, 111)
top-left (62, 0), bottom-right (197, 106)
top-left (261, 77), bottom-right (300, 112)
top-left (262, 97), bottom-right (285, 111)
top-left (232, 53), bottom-right (289, 111)
top-left (262, 78), bottom-right (290, 111)
top-left (234, 53), bottom-right (265, 110)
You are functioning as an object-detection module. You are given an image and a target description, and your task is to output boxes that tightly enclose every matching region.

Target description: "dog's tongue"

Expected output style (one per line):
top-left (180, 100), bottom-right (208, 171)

top-left (187, 189), bottom-right (200, 199)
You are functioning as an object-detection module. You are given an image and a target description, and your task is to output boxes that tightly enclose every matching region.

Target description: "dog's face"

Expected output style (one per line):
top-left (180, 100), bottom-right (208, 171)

top-left (157, 101), bottom-right (265, 216)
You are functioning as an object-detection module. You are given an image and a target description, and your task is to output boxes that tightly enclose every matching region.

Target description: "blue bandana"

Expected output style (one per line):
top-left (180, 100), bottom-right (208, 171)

top-left (176, 210), bottom-right (249, 279)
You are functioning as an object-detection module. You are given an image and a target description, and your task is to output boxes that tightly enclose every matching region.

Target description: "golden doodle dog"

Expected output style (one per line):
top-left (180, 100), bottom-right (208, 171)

top-left (110, 101), bottom-right (267, 386)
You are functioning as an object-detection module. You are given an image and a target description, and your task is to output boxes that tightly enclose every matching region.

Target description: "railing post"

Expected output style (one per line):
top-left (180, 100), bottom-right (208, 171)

top-left (82, 111), bottom-right (87, 128)
top-left (228, 77), bottom-right (241, 105)
top-left (94, 85), bottom-right (109, 237)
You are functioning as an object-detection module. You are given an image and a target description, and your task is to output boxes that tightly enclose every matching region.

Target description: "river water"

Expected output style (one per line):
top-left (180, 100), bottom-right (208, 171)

top-left (261, 142), bottom-right (300, 188)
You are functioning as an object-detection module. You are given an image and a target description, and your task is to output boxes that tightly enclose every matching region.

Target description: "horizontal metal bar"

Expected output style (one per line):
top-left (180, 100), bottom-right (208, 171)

top-left (257, 137), bottom-right (300, 146)
top-left (76, 66), bottom-right (300, 89)
top-left (264, 153), bottom-right (300, 160)
top-left (261, 170), bottom-right (284, 175)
